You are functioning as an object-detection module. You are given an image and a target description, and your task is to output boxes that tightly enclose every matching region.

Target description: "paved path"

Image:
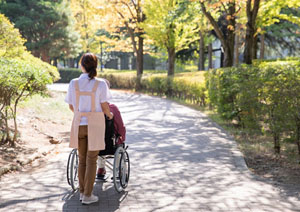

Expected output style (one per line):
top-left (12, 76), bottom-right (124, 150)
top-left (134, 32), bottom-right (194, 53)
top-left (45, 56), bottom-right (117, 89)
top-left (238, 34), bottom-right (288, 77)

top-left (0, 85), bottom-right (299, 212)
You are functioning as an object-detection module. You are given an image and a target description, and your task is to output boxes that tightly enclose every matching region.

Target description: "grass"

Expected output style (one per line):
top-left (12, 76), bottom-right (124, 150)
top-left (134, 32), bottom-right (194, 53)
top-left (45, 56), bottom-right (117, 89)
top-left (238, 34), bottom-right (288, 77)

top-left (100, 68), bottom-right (206, 84)
top-left (18, 91), bottom-right (72, 124)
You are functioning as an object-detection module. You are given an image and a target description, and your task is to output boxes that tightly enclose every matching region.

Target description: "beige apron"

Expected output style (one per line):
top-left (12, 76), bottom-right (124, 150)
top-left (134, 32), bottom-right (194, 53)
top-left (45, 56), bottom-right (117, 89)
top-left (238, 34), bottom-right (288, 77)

top-left (69, 79), bottom-right (106, 151)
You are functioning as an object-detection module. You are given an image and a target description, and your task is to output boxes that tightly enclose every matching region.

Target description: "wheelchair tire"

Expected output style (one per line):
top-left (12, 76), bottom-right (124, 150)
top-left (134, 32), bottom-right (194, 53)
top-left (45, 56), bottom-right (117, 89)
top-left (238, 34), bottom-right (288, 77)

top-left (113, 146), bottom-right (125, 193)
top-left (67, 149), bottom-right (79, 191)
top-left (66, 149), bottom-right (73, 186)
top-left (119, 150), bottom-right (130, 189)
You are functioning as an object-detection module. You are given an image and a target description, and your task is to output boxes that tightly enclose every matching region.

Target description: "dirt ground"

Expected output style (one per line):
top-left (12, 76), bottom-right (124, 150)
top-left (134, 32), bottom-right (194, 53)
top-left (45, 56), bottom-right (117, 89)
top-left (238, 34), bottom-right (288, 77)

top-left (244, 150), bottom-right (300, 187)
top-left (0, 91), bottom-right (72, 176)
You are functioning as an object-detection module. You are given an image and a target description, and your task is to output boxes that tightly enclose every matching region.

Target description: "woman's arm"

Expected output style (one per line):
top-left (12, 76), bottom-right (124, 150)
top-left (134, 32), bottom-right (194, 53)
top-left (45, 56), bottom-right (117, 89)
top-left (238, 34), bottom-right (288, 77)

top-left (101, 102), bottom-right (113, 119)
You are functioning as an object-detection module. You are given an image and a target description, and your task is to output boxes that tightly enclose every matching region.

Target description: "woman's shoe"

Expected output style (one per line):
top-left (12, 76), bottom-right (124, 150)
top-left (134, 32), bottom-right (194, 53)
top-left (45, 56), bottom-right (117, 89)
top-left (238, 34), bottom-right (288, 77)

top-left (82, 194), bottom-right (98, 205)
top-left (79, 193), bottom-right (83, 201)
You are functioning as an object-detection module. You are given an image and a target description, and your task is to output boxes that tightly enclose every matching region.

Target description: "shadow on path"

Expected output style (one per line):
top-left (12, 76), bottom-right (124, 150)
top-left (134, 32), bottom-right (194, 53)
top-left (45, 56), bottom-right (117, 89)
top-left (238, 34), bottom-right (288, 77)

top-left (0, 89), bottom-right (299, 211)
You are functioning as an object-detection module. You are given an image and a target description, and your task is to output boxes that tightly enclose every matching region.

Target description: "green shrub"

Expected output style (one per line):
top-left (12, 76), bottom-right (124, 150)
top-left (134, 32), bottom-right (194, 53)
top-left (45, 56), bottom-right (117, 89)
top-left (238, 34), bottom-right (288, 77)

top-left (0, 14), bottom-right (59, 146)
top-left (57, 68), bottom-right (81, 83)
top-left (205, 59), bottom-right (300, 154)
top-left (98, 73), bottom-right (137, 89)
top-left (0, 57), bottom-right (55, 145)
top-left (98, 72), bottom-right (207, 107)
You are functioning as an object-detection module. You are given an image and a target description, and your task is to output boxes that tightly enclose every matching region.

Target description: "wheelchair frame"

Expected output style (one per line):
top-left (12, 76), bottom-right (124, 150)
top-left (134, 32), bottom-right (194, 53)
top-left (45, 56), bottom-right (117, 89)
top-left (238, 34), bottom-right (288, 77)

top-left (66, 137), bottom-right (130, 193)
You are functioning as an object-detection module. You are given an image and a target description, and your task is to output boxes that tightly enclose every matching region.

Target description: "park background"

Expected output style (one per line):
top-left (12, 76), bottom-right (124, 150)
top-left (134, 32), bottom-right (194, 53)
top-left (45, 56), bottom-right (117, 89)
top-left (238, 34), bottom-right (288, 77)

top-left (0, 0), bottom-right (300, 186)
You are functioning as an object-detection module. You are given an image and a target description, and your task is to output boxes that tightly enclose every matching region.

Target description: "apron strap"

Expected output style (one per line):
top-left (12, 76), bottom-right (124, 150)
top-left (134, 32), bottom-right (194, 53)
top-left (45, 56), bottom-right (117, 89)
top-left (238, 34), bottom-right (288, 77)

top-left (91, 80), bottom-right (100, 112)
top-left (74, 80), bottom-right (80, 111)
top-left (74, 79), bottom-right (99, 112)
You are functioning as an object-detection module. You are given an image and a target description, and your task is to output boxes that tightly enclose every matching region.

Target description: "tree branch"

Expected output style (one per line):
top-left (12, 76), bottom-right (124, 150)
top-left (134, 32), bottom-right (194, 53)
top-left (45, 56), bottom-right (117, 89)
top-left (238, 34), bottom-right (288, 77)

top-left (120, 1), bottom-right (137, 21)
top-left (200, 2), bottom-right (226, 48)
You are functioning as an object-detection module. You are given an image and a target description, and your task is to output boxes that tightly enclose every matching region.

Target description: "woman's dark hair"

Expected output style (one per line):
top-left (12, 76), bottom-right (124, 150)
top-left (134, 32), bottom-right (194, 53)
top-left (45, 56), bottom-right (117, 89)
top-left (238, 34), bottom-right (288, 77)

top-left (80, 53), bottom-right (98, 79)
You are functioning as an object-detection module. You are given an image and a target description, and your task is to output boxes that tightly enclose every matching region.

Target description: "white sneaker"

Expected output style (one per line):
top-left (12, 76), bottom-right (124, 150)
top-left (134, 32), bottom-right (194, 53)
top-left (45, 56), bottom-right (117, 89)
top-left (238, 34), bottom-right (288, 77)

top-left (82, 194), bottom-right (98, 205)
top-left (79, 193), bottom-right (83, 201)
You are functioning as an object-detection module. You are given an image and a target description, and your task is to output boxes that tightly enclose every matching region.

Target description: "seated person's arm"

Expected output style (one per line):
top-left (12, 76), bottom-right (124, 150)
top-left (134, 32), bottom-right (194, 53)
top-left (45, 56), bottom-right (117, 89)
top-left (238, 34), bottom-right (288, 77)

top-left (101, 102), bottom-right (113, 120)
top-left (111, 105), bottom-right (126, 142)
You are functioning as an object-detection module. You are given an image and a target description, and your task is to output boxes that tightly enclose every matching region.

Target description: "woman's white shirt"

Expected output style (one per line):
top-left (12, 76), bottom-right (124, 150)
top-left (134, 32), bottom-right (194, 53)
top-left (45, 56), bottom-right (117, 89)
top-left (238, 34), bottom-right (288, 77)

top-left (65, 73), bottom-right (111, 125)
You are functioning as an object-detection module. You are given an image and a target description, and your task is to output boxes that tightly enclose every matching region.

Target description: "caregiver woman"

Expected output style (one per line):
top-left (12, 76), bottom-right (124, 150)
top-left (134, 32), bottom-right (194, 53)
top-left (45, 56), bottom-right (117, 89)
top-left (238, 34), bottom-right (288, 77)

top-left (65, 53), bottom-right (113, 205)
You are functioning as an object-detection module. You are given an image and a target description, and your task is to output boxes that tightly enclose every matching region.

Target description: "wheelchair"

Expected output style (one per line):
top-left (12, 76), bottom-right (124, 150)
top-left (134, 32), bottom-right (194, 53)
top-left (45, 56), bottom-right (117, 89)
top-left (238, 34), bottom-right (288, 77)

top-left (66, 118), bottom-right (130, 193)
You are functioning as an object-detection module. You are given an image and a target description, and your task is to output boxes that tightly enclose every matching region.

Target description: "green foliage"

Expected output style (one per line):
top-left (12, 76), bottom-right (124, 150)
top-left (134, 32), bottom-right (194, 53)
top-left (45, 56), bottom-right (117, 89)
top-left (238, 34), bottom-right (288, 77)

top-left (0, 13), bottom-right (59, 145)
top-left (142, 0), bottom-right (199, 51)
top-left (57, 68), bottom-right (82, 83)
top-left (0, 14), bottom-right (25, 58)
top-left (205, 58), bottom-right (300, 154)
top-left (22, 52), bottom-right (60, 82)
top-left (0, 0), bottom-right (80, 62)
top-left (0, 57), bottom-right (56, 145)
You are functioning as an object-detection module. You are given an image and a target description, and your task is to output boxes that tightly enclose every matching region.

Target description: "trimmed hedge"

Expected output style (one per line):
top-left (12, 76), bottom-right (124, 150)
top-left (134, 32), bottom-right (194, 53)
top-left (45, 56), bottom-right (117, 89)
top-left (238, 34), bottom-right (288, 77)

top-left (205, 58), bottom-right (300, 154)
top-left (98, 73), bottom-right (207, 107)
top-left (57, 68), bottom-right (81, 83)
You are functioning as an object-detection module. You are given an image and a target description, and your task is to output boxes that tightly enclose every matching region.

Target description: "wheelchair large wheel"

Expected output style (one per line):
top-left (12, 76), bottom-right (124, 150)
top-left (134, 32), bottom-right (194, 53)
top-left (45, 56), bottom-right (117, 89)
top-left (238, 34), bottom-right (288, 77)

top-left (66, 149), bottom-right (79, 191)
top-left (113, 146), bottom-right (130, 193)
top-left (119, 150), bottom-right (130, 189)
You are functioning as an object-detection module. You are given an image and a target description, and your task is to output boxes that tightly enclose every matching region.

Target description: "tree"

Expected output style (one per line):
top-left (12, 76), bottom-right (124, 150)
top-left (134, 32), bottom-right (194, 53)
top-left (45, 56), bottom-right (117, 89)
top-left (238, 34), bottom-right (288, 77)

top-left (143, 0), bottom-right (199, 76)
top-left (0, 0), bottom-right (80, 63)
top-left (243, 0), bottom-right (260, 64)
top-left (199, 0), bottom-right (240, 67)
top-left (0, 13), bottom-right (25, 58)
top-left (0, 14), bottom-right (59, 146)
top-left (97, 0), bottom-right (146, 88)
top-left (69, 0), bottom-right (102, 54)
top-left (256, 0), bottom-right (300, 59)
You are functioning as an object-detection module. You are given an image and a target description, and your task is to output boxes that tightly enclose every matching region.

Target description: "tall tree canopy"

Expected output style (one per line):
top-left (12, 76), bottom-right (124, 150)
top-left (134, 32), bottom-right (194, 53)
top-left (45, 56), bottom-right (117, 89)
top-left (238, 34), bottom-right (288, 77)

top-left (143, 0), bottom-right (199, 76)
top-left (0, 0), bottom-right (80, 63)
top-left (97, 0), bottom-right (146, 84)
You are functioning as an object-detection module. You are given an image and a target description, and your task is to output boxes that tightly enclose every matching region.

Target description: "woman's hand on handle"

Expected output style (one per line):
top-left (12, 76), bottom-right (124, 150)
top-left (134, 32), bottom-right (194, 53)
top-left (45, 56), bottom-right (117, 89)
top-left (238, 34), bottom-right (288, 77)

top-left (101, 102), bottom-right (113, 120)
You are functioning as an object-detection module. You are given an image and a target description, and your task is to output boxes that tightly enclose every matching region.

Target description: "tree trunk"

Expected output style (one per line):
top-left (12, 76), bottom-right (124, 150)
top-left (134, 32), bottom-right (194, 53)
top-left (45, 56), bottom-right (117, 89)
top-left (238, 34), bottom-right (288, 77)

top-left (223, 44), bottom-right (234, 67)
top-left (41, 51), bottom-right (51, 64)
top-left (4, 108), bottom-right (10, 143)
top-left (198, 31), bottom-right (205, 71)
top-left (12, 110), bottom-right (17, 146)
top-left (167, 47), bottom-right (176, 76)
top-left (234, 33), bottom-right (239, 66)
top-left (260, 33), bottom-right (265, 59)
top-left (200, 2), bottom-right (235, 68)
top-left (244, 24), bottom-right (255, 64)
top-left (253, 34), bottom-right (258, 59)
top-left (244, 0), bottom-right (261, 64)
top-left (208, 43), bottom-right (213, 69)
top-left (53, 58), bottom-right (58, 67)
top-left (274, 132), bottom-right (280, 154)
top-left (135, 36), bottom-right (144, 90)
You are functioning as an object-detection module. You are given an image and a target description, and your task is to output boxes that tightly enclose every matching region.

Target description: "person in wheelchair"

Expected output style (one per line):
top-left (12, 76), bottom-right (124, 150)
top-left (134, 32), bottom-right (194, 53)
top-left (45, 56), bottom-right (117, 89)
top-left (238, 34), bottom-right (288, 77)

top-left (97, 81), bottom-right (126, 180)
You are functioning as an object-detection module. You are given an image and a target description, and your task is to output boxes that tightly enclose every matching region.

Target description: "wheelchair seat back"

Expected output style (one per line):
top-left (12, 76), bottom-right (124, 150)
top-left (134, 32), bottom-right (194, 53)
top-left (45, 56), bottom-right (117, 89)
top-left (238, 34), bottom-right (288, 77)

top-left (99, 117), bottom-right (117, 156)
